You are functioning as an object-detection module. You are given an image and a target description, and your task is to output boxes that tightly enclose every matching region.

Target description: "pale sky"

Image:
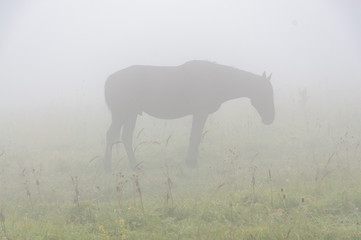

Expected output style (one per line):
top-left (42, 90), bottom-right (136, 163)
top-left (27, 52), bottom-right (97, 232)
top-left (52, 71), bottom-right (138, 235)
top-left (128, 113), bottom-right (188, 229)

top-left (0, 0), bottom-right (360, 109)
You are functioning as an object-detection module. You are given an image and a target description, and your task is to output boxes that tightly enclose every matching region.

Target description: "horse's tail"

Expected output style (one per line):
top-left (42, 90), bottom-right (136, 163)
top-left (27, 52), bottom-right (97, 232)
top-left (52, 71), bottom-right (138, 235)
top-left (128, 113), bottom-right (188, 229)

top-left (104, 75), bottom-right (114, 111)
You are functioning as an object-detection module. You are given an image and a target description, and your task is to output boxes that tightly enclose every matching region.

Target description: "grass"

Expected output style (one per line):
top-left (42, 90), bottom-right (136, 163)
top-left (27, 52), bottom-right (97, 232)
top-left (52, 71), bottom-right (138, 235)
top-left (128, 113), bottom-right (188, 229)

top-left (1, 177), bottom-right (361, 240)
top-left (1, 99), bottom-right (361, 239)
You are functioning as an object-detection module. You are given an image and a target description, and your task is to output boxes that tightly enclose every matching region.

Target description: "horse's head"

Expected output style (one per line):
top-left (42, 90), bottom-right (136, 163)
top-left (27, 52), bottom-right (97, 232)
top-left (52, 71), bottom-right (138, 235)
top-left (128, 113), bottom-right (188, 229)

top-left (250, 72), bottom-right (275, 125)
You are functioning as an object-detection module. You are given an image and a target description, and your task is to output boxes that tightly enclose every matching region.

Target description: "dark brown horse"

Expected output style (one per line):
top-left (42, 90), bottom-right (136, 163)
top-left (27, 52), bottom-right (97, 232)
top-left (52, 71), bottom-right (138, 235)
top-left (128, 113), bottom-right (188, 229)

top-left (104, 61), bottom-right (274, 170)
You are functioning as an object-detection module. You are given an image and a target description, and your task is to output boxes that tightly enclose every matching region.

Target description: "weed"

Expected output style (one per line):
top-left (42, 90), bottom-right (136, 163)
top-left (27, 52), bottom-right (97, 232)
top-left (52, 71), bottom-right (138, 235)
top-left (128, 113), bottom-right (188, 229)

top-left (115, 172), bottom-right (128, 208)
top-left (0, 210), bottom-right (9, 240)
top-left (20, 168), bottom-right (33, 209)
top-left (132, 170), bottom-right (145, 215)
top-left (163, 165), bottom-right (173, 207)
top-left (71, 176), bottom-right (80, 207)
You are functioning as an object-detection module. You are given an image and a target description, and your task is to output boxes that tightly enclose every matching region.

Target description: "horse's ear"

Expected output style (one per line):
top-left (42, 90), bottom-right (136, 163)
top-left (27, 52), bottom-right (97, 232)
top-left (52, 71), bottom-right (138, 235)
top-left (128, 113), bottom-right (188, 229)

top-left (267, 73), bottom-right (272, 81)
top-left (262, 71), bottom-right (266, 79)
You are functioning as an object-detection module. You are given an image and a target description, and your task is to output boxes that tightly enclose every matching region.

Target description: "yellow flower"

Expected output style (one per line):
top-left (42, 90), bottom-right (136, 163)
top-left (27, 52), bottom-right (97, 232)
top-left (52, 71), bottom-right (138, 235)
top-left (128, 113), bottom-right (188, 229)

top-left (119, 219), bottom-right (128, 240)
top-left (99, 225), bottom-right (109, 239)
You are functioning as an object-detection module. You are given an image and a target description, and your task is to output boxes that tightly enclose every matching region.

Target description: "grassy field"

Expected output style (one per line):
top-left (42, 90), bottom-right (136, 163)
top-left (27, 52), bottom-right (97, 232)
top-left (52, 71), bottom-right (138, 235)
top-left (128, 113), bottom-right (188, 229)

top-left (1, 96), bottom-right (361, 239)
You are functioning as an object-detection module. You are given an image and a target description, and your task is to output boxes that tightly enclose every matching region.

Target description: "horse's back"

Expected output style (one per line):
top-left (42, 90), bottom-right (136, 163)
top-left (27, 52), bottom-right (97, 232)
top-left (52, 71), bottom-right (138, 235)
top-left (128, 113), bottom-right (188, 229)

top-left (104, 61), bottom-right (244, 117)
top-left (104, 64), bottom-right (200, 116)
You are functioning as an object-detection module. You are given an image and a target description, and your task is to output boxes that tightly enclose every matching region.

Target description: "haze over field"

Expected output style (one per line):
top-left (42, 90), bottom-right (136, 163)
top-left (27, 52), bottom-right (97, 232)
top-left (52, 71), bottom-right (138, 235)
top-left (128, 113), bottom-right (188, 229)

top-left (0, 0), bottom-right (360, 111)
top-left (1, 2), bottom-right (361, 239)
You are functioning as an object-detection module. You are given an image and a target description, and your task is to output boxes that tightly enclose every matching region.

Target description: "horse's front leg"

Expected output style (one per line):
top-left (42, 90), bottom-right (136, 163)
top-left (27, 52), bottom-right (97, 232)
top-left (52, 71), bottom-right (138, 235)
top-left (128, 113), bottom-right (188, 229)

top-left (186, 113), bottom-right (208, 168)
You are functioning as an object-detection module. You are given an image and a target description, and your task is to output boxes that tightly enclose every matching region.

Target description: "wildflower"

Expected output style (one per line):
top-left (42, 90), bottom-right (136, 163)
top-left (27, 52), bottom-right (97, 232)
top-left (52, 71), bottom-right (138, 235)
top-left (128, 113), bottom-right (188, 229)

top-left (99, 225), bottom-right (109, 239)
top-left (119, 219), bottom-right (128, 240)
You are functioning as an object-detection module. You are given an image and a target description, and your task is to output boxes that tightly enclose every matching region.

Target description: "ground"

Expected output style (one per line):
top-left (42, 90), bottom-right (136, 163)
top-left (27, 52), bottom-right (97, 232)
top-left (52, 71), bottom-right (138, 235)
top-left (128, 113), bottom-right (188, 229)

top-left (0, 98), bottom-right (360, 239)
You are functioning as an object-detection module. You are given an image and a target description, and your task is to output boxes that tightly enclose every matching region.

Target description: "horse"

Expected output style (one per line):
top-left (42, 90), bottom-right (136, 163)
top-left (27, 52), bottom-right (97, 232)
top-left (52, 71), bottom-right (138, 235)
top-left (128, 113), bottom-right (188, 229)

top-left (104, 60), bottom-right (274, 171)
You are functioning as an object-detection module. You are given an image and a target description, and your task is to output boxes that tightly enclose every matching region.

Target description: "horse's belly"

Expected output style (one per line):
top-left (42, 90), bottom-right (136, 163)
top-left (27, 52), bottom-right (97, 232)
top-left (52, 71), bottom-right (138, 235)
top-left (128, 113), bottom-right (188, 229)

top-left (143, 105), bottom-right (193, 119)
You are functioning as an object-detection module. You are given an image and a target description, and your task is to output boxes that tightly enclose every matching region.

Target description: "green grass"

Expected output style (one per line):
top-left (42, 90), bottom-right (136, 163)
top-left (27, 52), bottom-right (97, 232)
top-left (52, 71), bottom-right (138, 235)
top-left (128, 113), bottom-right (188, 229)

top-left (1, 100), bottom-right (361, 239)
top-left (2, 175), bottom-right (361, 240)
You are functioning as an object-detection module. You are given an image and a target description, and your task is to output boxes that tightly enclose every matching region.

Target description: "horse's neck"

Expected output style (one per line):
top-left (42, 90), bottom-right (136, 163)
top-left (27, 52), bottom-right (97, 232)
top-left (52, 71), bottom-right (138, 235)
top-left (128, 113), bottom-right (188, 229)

top-left (223, 75), bottom-right (259, 101)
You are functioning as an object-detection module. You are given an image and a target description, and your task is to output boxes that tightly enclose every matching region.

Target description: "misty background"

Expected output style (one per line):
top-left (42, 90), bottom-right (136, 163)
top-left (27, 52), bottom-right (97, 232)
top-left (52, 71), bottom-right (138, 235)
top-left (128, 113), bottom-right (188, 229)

top-left (0, 0), bottom-right (360, 161)
top-left (2, 2), bottom-right (361, 238)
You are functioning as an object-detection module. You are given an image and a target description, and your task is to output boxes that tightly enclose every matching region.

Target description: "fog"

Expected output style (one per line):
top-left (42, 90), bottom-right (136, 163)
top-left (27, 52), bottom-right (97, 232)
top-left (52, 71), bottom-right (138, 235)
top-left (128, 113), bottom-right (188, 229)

top-left (1, 0), bottom-right (361, 170)
top-left (1, 0), bottom-right (360, 111)
top-left (1, 1), bottom-right (361, 237)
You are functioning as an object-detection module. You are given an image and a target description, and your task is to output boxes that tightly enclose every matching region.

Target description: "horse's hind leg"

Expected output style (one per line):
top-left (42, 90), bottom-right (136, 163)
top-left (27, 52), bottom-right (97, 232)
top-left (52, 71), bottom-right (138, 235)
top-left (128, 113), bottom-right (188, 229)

top-left (104, 114), bottom-right (122, 171)
top-left (122, 114), bottom-right (138, 169)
